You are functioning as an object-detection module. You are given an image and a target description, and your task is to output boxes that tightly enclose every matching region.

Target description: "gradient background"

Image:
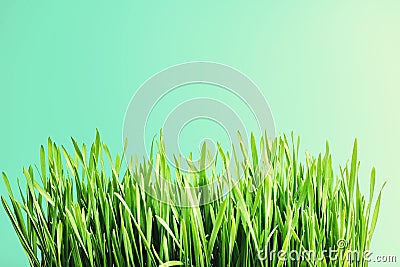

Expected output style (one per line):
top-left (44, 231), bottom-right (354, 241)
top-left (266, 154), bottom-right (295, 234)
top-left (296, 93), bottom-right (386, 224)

top-left (1, 1), bottom-right (399, 266)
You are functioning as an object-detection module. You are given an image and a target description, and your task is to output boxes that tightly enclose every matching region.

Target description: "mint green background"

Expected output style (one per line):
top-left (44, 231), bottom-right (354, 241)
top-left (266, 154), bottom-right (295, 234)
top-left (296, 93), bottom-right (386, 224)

top-left (1, 1), bottom-right (399, 266)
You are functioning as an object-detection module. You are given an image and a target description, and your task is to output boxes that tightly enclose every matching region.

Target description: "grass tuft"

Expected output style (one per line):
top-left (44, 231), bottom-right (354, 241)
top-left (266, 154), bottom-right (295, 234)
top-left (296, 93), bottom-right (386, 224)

top-left (2, 131), bottom-right (384, 266)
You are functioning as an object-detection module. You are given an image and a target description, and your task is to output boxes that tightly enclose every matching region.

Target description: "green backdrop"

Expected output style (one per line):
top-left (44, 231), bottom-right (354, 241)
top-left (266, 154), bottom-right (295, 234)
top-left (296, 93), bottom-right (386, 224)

top-left (1, 1), bottom-right (399, 266)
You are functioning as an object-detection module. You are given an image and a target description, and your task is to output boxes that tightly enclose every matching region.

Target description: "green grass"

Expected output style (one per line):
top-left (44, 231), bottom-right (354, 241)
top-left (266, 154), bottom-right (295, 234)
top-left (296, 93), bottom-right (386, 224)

top-left (2, 131), bottom-right (384, 266)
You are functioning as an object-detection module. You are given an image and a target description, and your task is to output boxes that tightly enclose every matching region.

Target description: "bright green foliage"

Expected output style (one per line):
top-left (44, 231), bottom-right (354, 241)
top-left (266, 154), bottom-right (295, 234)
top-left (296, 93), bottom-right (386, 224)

top-left (2, 131), bottom-right (385, 266)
